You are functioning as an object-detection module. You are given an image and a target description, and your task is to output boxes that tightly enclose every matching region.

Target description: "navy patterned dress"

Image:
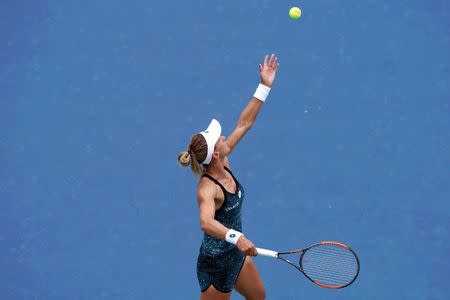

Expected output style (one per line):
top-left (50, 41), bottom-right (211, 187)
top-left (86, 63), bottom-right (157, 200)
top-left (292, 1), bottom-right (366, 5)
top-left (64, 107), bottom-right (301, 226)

top-left (197, 166), bottom-right (246, 293)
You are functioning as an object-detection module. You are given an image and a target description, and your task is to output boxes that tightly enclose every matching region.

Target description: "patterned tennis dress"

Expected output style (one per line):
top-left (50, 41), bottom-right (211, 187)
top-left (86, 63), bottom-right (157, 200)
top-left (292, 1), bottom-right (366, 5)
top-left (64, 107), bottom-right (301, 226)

top-left (197, 166), bottom-right (246, 293)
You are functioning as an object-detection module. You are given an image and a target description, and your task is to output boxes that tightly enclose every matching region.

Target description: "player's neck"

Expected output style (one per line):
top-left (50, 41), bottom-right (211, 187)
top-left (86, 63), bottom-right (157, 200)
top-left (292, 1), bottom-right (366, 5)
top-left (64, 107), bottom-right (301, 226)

top-left (205, 157), bottom-right (227, 178)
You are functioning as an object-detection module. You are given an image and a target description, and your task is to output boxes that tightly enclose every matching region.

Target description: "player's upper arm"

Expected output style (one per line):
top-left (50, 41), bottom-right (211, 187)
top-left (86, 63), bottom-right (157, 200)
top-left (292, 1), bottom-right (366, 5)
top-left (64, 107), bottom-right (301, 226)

top-left (197, 180), bottom-right (217, 231)
top-left (225, 124), bottom-right (249, 154)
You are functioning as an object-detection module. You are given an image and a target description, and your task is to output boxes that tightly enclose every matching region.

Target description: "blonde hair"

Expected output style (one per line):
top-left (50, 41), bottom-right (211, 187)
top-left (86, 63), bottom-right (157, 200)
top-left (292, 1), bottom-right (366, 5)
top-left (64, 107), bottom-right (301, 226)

top-left (178, 134), bottom-right (207, 176)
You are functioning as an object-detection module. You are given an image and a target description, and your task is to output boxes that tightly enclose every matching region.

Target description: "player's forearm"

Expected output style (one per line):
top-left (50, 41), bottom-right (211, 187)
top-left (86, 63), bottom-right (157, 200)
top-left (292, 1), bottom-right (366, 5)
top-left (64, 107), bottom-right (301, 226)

top-left (236, 98), bottom-right (264, 129)
top-left (200, 219), bottom-right (232, 240)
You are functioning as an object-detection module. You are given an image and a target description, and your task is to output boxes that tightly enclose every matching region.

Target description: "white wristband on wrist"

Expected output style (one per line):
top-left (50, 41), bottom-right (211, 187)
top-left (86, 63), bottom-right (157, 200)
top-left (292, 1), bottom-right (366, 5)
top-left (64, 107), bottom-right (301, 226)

top-left (253, 83), bottom-right (271, 102)
top-left (225, 229), bottom-right (244, 245)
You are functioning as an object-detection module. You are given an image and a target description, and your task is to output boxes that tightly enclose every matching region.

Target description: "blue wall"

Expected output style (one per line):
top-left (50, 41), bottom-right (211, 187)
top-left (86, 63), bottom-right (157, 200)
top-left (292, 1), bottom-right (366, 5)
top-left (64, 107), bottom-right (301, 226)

top-left (1, 1), bottom-right (449, 299)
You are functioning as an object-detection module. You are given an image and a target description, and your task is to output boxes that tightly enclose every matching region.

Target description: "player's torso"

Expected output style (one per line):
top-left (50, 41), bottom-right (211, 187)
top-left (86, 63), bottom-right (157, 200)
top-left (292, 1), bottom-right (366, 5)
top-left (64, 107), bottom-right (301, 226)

top-left (212, 174), bottom-right (238, 210)
top-left (200, 168), bottom-right (245, 256)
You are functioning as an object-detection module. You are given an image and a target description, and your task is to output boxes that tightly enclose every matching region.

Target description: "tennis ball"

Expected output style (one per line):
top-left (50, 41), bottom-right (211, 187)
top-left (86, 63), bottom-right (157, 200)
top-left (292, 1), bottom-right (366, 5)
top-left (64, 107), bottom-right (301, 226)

top-left (289, 7), bottom-right (302, 19)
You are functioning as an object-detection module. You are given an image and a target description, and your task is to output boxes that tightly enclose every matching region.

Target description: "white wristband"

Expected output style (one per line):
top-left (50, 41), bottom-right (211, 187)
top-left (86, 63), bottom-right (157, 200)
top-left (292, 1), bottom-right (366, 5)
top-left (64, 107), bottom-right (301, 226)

top-left (225, 229), bottom-right (244, 245)
top-left (253, 83), bottom-right (271, 102)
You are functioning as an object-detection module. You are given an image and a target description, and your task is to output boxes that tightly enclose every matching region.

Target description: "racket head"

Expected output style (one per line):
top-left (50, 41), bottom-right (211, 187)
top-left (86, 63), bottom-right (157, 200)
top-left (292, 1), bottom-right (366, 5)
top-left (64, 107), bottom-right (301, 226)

top-left (299, 241), bottom-right (360, 289)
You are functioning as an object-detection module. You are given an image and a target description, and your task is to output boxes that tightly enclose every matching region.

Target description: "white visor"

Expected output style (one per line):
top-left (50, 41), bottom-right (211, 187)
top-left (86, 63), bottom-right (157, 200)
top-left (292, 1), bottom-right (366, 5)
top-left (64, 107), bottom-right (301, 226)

top-left (199, 119), bottom-right (222, 165)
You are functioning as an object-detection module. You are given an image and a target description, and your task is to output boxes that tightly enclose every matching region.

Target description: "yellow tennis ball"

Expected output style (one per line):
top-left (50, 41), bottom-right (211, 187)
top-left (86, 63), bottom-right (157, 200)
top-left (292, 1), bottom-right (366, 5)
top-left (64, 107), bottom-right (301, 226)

top-left (289, 7), bottom-right (301, 19)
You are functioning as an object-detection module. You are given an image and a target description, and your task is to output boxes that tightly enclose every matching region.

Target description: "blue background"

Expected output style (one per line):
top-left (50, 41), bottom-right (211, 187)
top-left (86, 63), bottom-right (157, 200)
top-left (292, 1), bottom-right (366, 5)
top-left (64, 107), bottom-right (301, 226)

top-left (1, 1), bottom-right (449, 299)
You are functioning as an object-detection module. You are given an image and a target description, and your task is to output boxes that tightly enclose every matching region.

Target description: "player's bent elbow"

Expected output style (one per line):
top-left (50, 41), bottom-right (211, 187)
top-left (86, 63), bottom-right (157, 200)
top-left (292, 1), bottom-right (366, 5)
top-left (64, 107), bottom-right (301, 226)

top-left (238, 120), bottom-right (253, 132)
top-left (199, 219), bottom-right (210, 232)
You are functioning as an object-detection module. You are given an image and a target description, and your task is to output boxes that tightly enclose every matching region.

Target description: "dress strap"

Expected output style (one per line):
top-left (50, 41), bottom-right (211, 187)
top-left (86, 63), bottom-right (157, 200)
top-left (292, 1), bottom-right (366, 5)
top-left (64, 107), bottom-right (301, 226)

top-left (202, 173), bottom-right (228, 197)
top-left (223, 166), bottom-right (239, 187)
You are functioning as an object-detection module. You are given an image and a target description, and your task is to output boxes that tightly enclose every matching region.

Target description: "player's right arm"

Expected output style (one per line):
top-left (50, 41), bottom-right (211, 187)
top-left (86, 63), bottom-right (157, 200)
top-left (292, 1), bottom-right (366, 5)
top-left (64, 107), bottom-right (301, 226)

top-left (197, 179), bottom-right (257, 256)
top-left (197, 180), bottom-right (229, 239)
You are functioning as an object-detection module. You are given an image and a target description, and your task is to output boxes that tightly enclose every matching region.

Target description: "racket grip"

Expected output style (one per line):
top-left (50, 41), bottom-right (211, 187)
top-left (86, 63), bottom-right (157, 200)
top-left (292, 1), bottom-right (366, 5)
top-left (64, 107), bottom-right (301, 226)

top-left (256, 248), bottom-right (278, 258)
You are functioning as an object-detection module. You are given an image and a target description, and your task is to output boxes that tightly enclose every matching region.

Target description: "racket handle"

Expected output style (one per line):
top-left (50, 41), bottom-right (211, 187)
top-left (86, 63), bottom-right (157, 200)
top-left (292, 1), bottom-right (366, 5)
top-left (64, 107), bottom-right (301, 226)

top-left (256, 248), bottom-right (278, 258)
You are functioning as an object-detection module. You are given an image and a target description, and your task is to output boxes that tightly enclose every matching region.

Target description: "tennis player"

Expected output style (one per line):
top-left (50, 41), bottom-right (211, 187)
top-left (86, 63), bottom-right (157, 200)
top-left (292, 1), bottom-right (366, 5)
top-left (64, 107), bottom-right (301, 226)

top-left (178, 54), bottom-right (279, 300)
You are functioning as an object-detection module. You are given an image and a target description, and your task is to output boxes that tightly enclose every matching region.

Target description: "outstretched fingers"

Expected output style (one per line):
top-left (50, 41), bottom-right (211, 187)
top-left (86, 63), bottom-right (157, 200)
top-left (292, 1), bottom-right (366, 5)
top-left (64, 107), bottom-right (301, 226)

top-left (274, 57), bottom-right (280, 71)
top-left (272, 56), bottom-right (279, 70)
top-left (268, 53), bottom-right (276, 67)
top-left (260, 53), bottom-right (280, 72)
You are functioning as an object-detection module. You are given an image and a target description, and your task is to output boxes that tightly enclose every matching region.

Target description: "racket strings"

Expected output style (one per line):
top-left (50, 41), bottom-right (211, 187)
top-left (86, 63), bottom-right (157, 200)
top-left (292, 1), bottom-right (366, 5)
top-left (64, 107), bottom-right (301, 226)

top-left (301, 244), bottom-right (358, 287)
top-left (303, 256), bottom-right (356, 282)
top-left (302, 250), bottom-right (357, 285)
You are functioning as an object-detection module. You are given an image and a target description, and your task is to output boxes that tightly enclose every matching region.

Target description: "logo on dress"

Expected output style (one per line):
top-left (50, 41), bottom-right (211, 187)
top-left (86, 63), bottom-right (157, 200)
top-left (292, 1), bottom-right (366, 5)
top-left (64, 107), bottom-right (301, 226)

top-left (238, 190), bottom-right (241, 198)
top-left (225, 201), bottom-right (240, 212)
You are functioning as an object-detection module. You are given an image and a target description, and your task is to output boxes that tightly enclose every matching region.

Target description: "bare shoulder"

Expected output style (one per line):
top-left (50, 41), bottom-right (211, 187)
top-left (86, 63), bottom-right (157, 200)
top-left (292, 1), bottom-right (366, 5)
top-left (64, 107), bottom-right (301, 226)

top-left (197, 176), bottom-right (217, 201)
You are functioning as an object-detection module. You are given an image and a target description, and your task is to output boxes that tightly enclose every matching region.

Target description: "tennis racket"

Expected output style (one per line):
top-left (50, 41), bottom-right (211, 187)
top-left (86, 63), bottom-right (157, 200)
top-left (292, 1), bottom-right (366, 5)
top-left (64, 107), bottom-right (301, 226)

top-left (257, 241), bottom-right (360, 289)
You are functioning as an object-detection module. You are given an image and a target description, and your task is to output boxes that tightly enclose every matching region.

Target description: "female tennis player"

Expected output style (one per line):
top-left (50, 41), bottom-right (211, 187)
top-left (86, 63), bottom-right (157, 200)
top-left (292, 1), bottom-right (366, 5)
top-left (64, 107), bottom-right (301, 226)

top-left (178, 54), bottom-right (279, 300)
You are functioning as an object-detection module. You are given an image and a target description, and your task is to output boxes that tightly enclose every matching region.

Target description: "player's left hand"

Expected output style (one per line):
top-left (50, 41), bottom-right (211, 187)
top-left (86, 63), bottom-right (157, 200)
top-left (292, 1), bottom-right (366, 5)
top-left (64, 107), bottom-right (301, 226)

top-left (259, 53), bottom-right (280, 88)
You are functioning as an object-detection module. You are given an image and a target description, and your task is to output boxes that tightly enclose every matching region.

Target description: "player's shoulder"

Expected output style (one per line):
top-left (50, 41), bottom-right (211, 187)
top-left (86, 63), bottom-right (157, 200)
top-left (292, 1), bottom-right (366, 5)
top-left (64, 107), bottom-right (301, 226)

top-left (197, 175), bottom-right (216, 195)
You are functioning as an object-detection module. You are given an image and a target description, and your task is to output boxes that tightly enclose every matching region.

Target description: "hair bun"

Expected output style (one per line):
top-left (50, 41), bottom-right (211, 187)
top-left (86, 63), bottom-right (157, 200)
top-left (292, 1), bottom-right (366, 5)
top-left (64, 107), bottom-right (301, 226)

top-left (178, 151), bottom-right (191, 166)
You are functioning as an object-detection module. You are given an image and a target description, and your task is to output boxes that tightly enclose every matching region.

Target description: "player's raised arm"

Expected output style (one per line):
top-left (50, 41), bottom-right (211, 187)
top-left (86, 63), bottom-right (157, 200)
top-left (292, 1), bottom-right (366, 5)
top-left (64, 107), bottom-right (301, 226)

top-left (225, 54), bottom-right (280, 154)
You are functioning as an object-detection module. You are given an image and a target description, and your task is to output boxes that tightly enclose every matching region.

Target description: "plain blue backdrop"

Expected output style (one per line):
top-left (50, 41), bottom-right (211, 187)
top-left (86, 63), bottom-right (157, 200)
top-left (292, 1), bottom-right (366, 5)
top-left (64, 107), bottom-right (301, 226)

top-left (1, 1), bottom-right (449, 299)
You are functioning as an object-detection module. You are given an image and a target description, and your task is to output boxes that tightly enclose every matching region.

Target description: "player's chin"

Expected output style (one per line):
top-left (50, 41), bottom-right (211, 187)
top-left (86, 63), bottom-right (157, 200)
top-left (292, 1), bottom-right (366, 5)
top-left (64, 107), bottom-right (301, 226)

top-left (223, 147), bottom-right (231, 157)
